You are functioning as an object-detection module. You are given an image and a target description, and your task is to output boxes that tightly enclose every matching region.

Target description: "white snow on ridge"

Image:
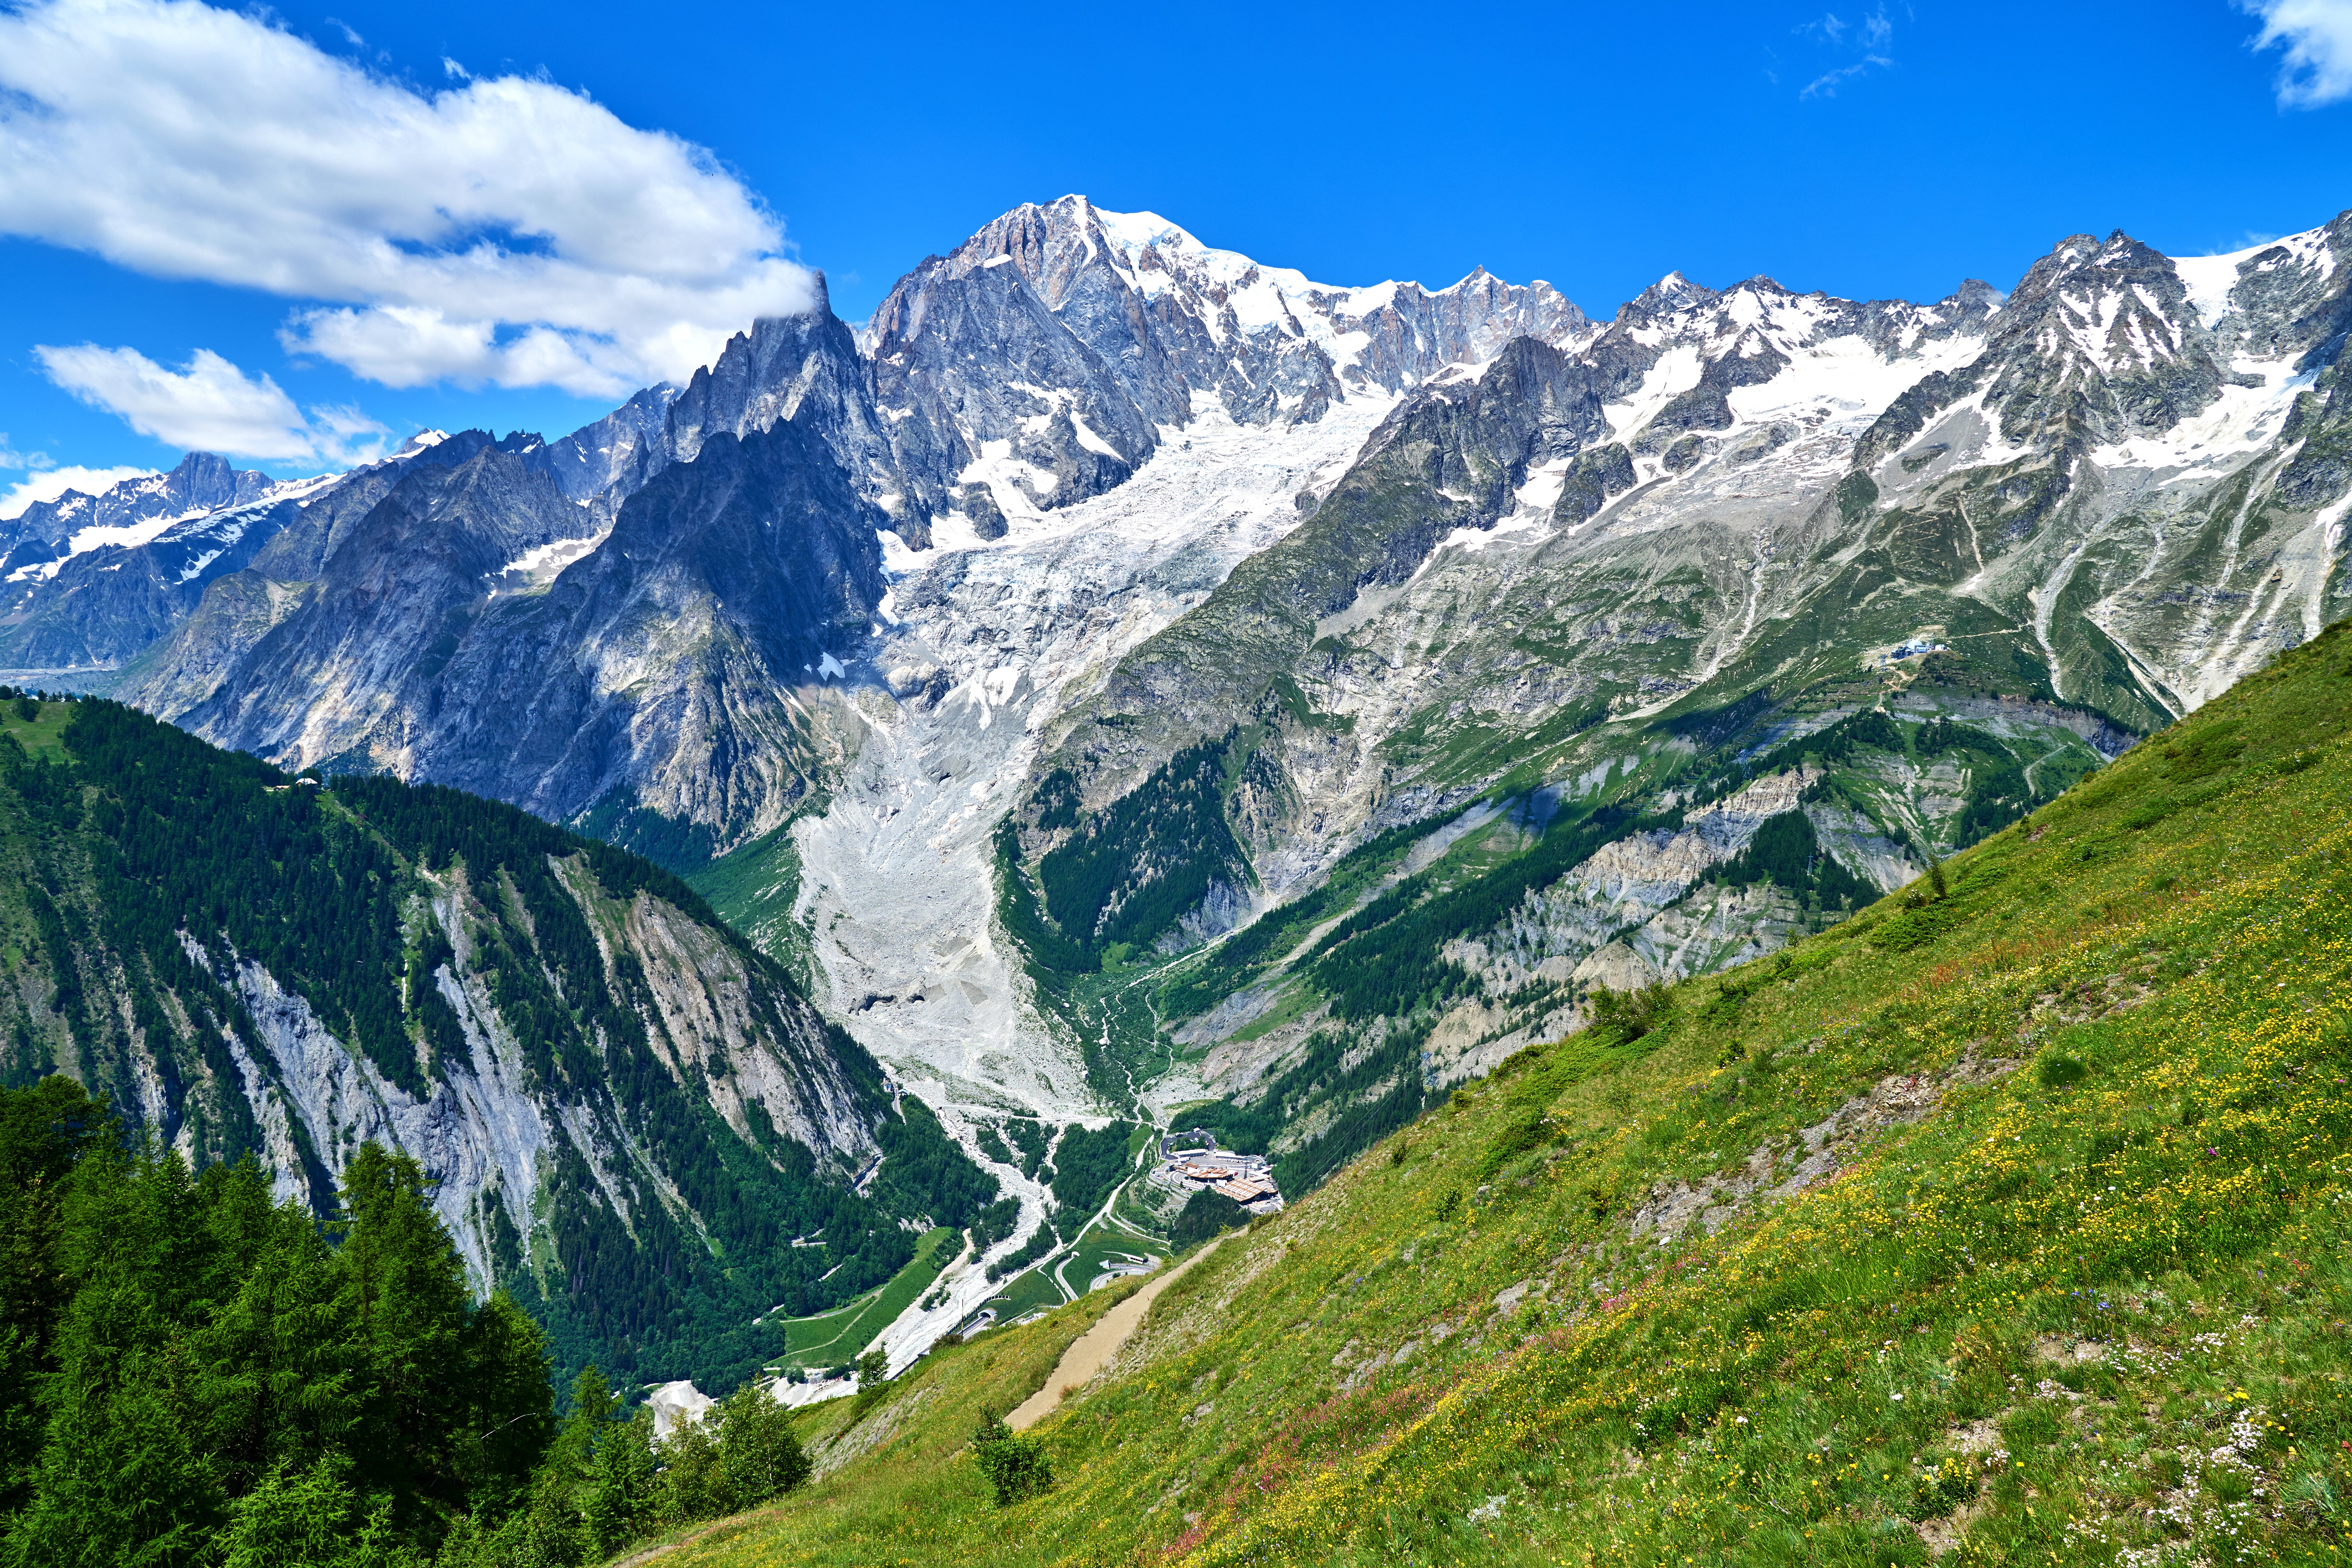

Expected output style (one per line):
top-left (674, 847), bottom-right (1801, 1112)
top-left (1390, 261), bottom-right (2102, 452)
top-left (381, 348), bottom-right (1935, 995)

top-left (1605, 345), bottom-right (1702, 439)
top-left (1068, 410), bottom-right (1120, 458)
top-left (1079, 199), bottom-right (1581, 377)
top-left (1730, 330), bottom-right (1985, 428)
top-left (1514, 457), bottom-right (1569, 515)
top-left (485, 528), bottom-right (610, 595)
top-left (6, 469), bottom-right (340, 584)
top-left (51, 511), bottom-right (192, 567)
top-left (2090, 353), bottom-right (2310, 472)
top-left (2169, 223), bottom-right (2335, 327)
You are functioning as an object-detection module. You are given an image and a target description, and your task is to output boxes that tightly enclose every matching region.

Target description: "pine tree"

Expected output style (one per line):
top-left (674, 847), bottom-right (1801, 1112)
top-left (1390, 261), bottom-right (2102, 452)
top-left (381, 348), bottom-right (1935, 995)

top-left (581, 1408), bottom-right (660, 1555)
top-left (13, 1134), bottom-right (224, 1567)
top-left (454, 1292), bottom-right (555, 1517)
top-left (218, 1453), bottom-right (363, 1568)
top-left (0, 1076), bottom-right (106, 1514)
top-left (332, 1144), bottom-right (473, 1522)
top-left (189, 1159), bottom-right (360, 1499)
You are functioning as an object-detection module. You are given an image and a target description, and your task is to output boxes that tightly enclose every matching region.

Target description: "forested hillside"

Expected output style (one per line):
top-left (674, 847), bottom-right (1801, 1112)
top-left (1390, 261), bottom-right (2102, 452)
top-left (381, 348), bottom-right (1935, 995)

top-left (0, 696), bottom-right (994, 1396)
top-left (0, 1079), bottom-right (825, 1566)
top-left (660, 620), bottom-right (2352, 1568)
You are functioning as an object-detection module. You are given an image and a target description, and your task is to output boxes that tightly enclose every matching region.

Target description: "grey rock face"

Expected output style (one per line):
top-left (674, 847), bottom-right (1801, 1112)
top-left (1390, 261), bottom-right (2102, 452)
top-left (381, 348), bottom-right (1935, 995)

top-left (534, 383), bottom-right (679, 503)
top-left (1556, 443), bottom-right (1638, 521)
top-left (107, 433), bottom-right (503, 712)
top-left (186, 417), bottom-right (885, 860)
top-left (866, 229), bottom-right (1155, 529)
top-left (664, 277), bottom-right (917, 542)
top-left (114, 571), bottom-right (314, 720)
top-left (862, 196), bottom-right (1591, 539)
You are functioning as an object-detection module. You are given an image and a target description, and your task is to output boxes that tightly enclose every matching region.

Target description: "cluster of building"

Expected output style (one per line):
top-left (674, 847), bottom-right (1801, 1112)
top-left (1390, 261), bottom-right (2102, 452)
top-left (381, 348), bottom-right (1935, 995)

top-left (1153, 1129), bottom-right (1284, 1213)
top-left (1177, 1162), bottom-right (1278, 1204)
top-left (1873, 637), bottom-right (1951, 667)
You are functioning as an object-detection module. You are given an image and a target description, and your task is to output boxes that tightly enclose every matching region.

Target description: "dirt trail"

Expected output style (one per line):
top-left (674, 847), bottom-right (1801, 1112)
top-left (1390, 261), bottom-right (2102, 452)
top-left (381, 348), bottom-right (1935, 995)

top-left (1007, 1237), bottom-right (1223, 1431)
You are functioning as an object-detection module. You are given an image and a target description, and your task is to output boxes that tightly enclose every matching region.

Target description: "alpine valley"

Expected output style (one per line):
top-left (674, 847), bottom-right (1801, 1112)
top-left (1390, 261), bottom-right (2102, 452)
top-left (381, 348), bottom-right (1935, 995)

top-left (4, 192), bottom-right (2350, 1428)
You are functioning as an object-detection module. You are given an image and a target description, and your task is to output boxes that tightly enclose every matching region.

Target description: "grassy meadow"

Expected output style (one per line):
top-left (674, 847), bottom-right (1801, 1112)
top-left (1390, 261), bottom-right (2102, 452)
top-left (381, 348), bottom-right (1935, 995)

top-left (773, 1227), bottom-right (962, 1372)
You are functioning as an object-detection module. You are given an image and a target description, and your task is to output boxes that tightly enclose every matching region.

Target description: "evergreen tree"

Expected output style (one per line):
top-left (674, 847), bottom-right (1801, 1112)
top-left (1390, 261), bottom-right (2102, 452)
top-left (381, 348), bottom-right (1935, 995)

top-left (333, 1145), bottom-right (474, 1525)
top-left (0, 1076), bottom-right (105, 1516)
top-left (454, 1295), bottom-right (555, 1519)
top-left (0, 1089), bottom-right (560, 1565)
top-left (580, 1409), bottom-right (659, 1557)
top-left (190, 1160), bottom-right (361, 1501)
top-left (12, 1135), bottom-right (225, 1567)
top-left (218, 1453), bottom-right (412, 1568)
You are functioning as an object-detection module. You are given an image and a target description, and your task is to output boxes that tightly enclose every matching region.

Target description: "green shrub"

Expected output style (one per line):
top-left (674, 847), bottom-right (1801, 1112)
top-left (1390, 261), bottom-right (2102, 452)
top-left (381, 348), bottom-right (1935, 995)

top-left (1588, 983), bottom-right (1672, 1041)
top-left (1479, 1110), bottom-right (1560, 1179)
top-left (971, 1410), bottom-right (1053, 1507)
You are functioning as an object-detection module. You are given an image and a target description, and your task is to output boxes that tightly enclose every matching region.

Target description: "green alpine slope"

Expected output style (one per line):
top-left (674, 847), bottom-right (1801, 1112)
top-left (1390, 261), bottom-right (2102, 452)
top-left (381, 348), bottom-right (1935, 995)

top-left (653, 620), bottom-right (2352, 1568)
top-left (0, 695), bottom-right (994, 1396)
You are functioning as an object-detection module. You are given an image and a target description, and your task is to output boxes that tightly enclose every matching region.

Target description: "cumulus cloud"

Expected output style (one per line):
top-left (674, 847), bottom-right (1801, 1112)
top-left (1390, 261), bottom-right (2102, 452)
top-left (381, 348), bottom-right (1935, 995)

top-left (0, 0), bottom-right (817, 398)
top-left (34, 344), bottom-right (388, 464)
top-left (0, 464), bottom-right (157, 521)
top-left (2243, 0), bottom-right (2352, 107)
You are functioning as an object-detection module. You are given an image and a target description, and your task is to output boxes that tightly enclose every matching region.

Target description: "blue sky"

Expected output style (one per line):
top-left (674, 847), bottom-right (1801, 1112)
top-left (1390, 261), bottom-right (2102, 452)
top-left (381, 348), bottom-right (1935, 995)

top-left (2, 0), bottom-right (2349, 510)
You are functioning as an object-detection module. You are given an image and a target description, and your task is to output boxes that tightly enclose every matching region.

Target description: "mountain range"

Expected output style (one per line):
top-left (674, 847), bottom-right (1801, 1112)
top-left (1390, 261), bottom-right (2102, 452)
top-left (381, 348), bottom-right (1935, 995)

top-left (5, 192), bottom-right (2349, 1375)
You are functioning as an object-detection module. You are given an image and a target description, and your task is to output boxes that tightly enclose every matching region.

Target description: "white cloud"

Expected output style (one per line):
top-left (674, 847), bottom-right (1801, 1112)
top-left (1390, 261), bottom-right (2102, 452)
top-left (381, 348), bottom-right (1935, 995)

top-left (1795, 4), bottom-right (1894, 97)
top-left (33, 344), bottom-right (388, 464)
top-left (1801, 55), bottom-right (1893, 97)
top-left (0, 464), bottom-right (156, 521)
top-left (0, 435), bottom-right (46, 472)
top-left (2243, 0), bottom-right (2352, 107)
top-left (0, 0), bottom-right (818, 398)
